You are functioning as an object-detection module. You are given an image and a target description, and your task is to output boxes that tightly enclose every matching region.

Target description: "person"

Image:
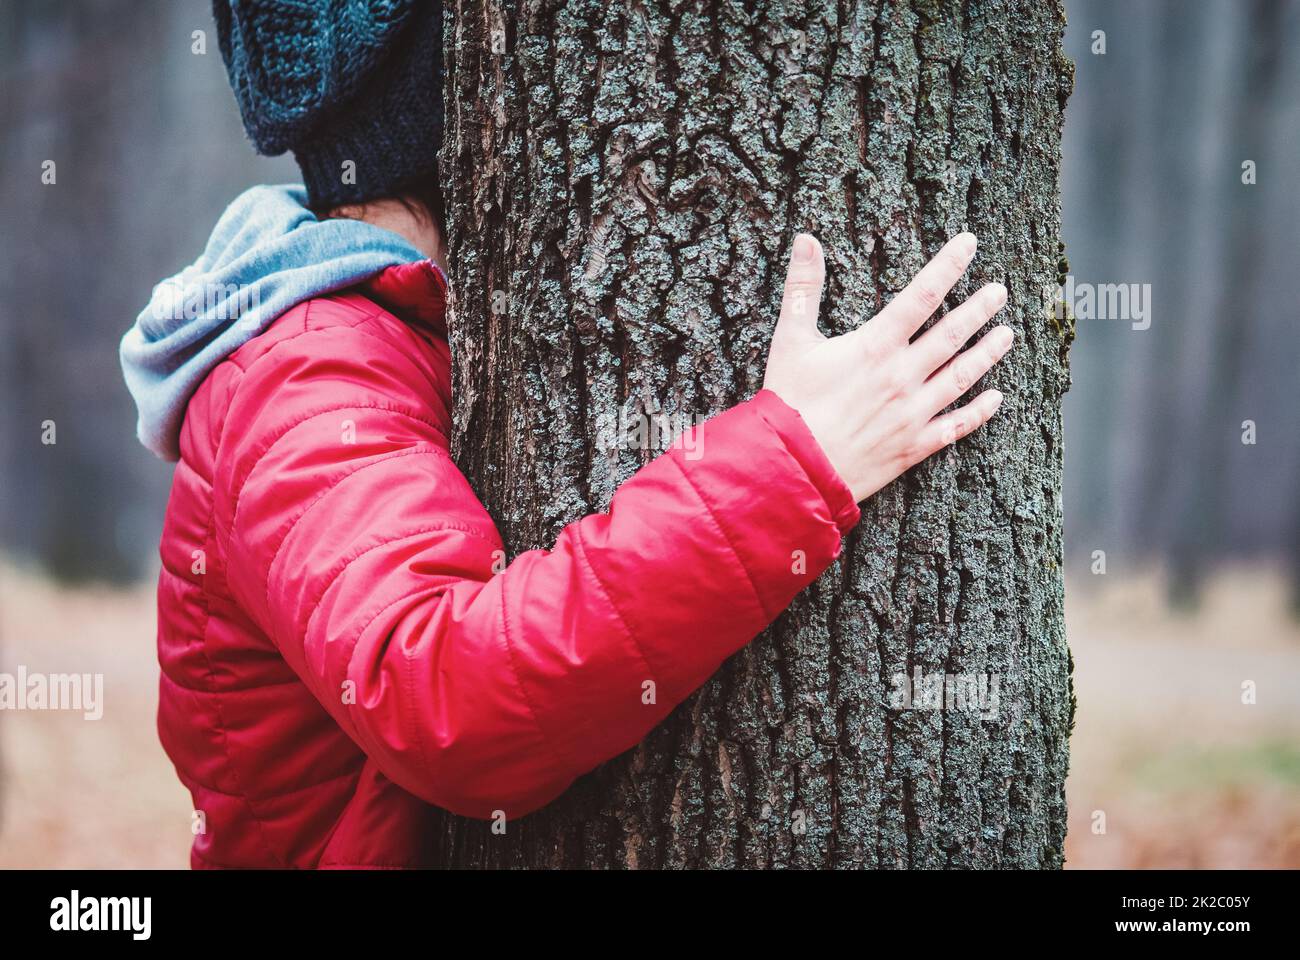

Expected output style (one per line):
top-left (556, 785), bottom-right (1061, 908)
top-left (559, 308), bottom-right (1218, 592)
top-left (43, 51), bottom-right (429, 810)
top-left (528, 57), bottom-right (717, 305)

top-left (121, 0), bottom-right (1012, 868)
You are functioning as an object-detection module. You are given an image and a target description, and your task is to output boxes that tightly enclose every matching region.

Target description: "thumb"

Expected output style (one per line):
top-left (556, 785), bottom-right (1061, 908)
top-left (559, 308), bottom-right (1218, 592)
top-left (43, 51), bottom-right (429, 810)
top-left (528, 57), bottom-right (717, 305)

top-left (775, 233), bottom-right (826, 343)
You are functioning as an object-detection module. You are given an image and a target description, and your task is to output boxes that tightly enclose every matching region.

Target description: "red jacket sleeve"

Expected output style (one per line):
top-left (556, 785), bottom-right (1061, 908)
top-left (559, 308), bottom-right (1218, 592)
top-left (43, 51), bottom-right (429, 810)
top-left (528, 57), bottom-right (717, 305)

top-left (212, 318), bottom-right (859, 819)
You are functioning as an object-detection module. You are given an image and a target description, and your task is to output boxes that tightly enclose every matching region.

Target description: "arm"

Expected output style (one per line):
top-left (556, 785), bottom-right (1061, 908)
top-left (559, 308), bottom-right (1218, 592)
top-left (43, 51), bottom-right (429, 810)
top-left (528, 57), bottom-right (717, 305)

top-left (214, 231), bottom-right (1009, 820)
top-left (212, 329), bottom-right (856, 820)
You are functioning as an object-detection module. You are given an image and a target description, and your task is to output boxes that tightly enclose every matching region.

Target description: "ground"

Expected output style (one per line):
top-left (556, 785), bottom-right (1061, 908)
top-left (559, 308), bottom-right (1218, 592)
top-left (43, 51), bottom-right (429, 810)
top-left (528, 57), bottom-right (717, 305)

top-left (1, 558), bottom-right (1295, 868)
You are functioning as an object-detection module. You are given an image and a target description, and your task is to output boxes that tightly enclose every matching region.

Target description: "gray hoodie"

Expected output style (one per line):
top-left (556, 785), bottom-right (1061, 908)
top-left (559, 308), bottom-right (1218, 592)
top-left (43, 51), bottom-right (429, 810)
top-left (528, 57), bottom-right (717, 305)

top-left (120, 183), bottom-right (426, 461)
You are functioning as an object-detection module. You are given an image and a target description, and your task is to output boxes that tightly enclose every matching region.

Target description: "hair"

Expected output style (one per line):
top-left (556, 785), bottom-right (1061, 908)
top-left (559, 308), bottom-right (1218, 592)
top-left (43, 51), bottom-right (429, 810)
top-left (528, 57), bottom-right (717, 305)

top-left (394, 171), bottom-right (445, 235)
top-left (315, 170), bottom-right (445, 237)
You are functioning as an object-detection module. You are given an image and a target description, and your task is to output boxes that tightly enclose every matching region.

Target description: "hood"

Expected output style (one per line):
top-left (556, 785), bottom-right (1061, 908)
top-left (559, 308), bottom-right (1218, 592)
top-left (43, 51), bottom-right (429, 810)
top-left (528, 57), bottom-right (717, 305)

top-left (120, 183), bottom-right (430, 461)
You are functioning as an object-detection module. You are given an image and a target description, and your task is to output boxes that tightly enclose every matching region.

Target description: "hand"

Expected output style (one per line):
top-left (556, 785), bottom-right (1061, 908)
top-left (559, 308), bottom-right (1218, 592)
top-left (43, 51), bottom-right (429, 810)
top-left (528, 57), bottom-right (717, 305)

top-left (763, 232), bottom-right (1012, 503)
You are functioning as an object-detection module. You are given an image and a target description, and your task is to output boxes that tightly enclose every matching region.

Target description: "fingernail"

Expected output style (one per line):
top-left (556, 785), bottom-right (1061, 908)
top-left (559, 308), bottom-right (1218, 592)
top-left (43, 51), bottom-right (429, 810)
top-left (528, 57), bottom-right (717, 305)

top-left (989, 390), bottom-right (1003, 409)
top-left (956, 232), bottom-right (978, 258)
top-left (994, 326), bottom-right (1014, 352)
top-left (794, 234), bottom-right (816, 263)
top-left (988, 283), bottom-right (1008, 307)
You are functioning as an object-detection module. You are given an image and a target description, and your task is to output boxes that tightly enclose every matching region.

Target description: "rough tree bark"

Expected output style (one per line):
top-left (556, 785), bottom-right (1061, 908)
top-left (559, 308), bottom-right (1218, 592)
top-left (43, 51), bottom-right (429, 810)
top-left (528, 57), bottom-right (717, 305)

top-left (435, 0), bottom-right (1075, 867)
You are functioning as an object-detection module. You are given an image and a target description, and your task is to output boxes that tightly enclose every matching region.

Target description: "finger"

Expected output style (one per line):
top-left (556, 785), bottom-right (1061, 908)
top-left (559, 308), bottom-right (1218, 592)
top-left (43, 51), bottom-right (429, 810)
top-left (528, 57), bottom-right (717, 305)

top-left (774, 233), bottom-right (826, 343)
top-left (907, 282), bottom-right (1008, 379)
top-left (920, 324), bottom-right (1014, 414)
top-left (867, 232), bottom-right (978, 344)
top-left (911, 389), bottom-right (1004, 463)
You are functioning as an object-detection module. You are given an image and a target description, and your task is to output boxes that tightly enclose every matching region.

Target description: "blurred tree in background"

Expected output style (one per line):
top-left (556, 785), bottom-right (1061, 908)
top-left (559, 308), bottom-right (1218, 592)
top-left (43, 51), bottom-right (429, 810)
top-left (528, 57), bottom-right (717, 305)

top-left (1061, 0), bottom-right (1300, 603)
top-left (0, 0), bottom-right (295, 582)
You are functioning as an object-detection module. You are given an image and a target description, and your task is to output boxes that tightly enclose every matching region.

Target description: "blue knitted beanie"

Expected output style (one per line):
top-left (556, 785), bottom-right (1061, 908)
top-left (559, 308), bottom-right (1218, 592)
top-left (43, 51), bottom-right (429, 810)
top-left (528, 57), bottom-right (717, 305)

top-left (212, 0), bottom-right (443, 210)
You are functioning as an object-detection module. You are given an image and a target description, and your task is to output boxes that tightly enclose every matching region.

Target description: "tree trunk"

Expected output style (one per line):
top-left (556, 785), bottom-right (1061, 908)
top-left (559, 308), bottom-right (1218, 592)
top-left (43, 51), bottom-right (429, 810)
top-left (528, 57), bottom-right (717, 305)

top-left (435, 0), bottom-right (1074, 868)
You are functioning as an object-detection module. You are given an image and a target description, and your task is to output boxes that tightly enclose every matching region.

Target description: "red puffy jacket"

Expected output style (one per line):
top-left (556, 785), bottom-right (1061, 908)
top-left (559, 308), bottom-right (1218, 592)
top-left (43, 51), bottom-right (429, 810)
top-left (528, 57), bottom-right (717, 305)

top-left (156, 259), bottom-right (860, 868)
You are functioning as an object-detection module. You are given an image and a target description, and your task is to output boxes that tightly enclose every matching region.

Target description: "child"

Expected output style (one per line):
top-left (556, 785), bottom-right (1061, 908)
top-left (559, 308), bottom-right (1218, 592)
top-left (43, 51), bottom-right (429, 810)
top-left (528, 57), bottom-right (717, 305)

top-left (122, 0), bottom-right (1011, 868)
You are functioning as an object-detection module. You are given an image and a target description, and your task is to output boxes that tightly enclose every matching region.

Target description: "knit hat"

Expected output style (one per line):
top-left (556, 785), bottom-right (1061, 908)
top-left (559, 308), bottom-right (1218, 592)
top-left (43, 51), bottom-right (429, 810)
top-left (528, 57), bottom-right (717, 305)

top-left (212, 0), bottom-right (443, 210)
